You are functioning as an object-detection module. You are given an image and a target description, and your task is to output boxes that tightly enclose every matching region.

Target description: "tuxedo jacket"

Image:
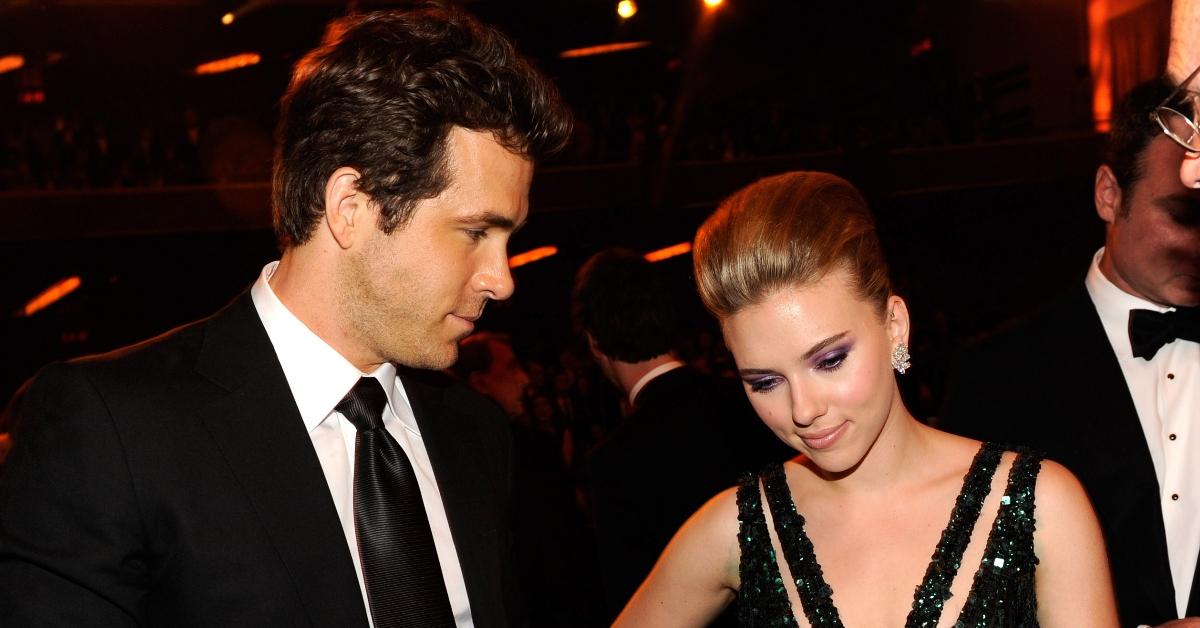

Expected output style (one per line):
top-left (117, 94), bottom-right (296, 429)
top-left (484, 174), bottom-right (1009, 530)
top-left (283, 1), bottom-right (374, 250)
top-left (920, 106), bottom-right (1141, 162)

top-left (940, 283), bottom-right (1199, 626)
top-left (0, 292), bottom-right (518, 627)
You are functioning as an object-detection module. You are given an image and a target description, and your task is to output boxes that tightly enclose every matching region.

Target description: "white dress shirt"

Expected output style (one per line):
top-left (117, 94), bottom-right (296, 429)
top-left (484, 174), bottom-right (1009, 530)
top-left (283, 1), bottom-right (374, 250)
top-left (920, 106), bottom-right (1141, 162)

top-left (627, 360), bottom-right (686, 407)
top-left (1086, 248), bottom-right (1200, 617)
top-left (250, 261), bottom-right (474, 628)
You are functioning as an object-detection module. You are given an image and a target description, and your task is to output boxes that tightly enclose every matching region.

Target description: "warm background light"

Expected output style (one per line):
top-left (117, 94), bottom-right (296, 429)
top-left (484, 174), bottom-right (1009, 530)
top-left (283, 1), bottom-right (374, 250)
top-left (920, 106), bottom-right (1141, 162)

top-left (0, 55), bottom-right (25, 75)
top-left (644, 242), bottom-right (692, 262)
top-left (509, 246), bottom-right (558, 268)
top-left (194, 52), bottom-right (261, 75)
top-left (560, 41), bottom-right (651, 59)
top-left (703, 0), bottom-right (724, 8)
top-left (617, 0), bottom-right (637, 19)
top-left (1087, 0), bottom-right (1112, 132)
top-left (23, 276), bottom-right (82, 317)
top-left (221, 12), bottom-right (235, 26)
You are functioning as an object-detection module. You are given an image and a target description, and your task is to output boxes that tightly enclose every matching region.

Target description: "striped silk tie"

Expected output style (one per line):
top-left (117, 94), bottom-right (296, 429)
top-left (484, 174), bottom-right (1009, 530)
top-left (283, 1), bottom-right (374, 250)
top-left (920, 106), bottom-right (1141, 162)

top-left (336, 377), bottom-right (456, 628)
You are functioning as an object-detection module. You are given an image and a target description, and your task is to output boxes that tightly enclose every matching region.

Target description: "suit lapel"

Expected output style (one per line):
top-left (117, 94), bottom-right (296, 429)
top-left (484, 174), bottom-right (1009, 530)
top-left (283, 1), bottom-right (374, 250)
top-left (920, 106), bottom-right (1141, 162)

top-left (1058, 287), bottom-right (1176, 619)
top-left (192, 293), bottom-right (369, 628)
top-left (403, 371), bottom-right (508, 628)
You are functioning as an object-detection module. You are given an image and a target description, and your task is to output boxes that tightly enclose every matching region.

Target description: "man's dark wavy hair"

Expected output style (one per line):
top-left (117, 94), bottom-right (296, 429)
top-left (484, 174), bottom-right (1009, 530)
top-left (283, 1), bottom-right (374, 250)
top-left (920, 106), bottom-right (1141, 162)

top-left (572, 248), bottom-right (682, 363)
top-left (273, 5), bottom-right (572, 247)
top-left (1105, 77), bottom-right (1175, 204)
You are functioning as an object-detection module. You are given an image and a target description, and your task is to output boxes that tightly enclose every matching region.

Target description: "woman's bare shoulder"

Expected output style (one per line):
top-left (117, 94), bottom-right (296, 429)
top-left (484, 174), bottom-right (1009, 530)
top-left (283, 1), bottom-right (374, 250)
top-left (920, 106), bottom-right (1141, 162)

top-left (1031, 458), bottom-right (1091, 513)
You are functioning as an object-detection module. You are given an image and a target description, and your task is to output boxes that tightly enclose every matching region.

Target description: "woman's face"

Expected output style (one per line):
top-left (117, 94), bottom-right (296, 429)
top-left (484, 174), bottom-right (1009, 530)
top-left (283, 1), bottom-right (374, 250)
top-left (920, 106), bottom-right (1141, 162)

top-left (721, 267), bottom-right (908, 473)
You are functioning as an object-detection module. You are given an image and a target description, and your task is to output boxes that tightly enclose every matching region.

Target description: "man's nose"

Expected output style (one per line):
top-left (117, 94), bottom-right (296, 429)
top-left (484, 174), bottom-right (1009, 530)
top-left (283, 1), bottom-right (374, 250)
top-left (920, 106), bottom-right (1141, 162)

top-left (475, 260), bottom-right (515, 301)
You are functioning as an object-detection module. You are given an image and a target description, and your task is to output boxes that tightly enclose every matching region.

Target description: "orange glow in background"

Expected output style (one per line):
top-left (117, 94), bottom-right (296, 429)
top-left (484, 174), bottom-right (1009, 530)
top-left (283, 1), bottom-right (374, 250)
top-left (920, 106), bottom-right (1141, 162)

top-left (23, 276), bottom-right (82, 317)
top-left (195, 53), bottom-right (261, 75)
top-left (560, 41), bottom-right (651, 59)
top-left (0, 55), bottom-right (25, 75)
top-left (644, 242), bottom-right (692, 262)
top-left (1088, 0), bottom-right (1113, 132)
top-left (509, 246), bottom-right (558, 268)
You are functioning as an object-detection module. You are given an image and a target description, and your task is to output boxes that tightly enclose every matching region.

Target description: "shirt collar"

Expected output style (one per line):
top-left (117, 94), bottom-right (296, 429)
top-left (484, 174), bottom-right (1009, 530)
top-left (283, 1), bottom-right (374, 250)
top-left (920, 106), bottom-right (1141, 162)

top-left (629, 360), bottom-right (686, 407)
top-left (250, 261), bottom-right (415, 434)
top-left (1085, 247), bottom-right (1174, 359)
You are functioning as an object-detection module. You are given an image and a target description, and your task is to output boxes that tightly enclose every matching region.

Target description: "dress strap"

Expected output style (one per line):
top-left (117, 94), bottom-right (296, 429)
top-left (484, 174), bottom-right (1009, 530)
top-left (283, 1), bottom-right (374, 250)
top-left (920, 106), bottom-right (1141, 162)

top-left (955, 448), bottom-right (1044, 624)
top-left (906, 442), bottom-right (1005, 626)
top-left (737, 468), bottom-right (800, 628)
top-left (761, 464), bottom-right (844, 627)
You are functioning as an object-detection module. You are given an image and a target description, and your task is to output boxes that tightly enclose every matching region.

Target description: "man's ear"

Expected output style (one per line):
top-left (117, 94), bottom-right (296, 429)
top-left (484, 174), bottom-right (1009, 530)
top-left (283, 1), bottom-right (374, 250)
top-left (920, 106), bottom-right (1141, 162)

top-left (1094, 164), bottom-right (1124, 225)
top-left (585, 332), bottom-right (603, 361)
top-left (324, 167), bottom-right (369, 249)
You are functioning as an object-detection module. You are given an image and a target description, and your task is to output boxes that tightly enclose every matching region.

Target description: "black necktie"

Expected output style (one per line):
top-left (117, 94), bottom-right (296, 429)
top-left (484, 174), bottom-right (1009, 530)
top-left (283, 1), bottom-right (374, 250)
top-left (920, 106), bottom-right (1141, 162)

top-left (1128, 307), bottom-right (1200, 360)
top-left (336, 377), bottom-right (457, 628)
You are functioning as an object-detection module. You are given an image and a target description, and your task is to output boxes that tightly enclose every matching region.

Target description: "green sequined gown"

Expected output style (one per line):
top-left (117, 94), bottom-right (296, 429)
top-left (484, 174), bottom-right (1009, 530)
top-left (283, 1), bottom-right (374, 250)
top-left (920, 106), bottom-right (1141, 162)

top-left (735, 442), bottom-right (1042, 627)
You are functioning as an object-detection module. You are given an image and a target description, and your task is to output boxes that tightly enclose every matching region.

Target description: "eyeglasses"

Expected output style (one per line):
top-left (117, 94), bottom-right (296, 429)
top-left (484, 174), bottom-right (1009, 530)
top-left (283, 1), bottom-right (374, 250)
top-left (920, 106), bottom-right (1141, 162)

top-left (1151, 64), bottom-right (1200, 154)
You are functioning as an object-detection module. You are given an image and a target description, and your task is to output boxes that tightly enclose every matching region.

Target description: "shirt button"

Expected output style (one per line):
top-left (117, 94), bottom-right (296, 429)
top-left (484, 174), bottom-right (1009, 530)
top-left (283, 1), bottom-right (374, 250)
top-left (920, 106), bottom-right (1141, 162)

top-left (1168, 373), bottom-right (1176, 380)
top-left (1172, 494), bottom-right (1180, 501)
top-left (1170, 433), bottom-right (1178, 441)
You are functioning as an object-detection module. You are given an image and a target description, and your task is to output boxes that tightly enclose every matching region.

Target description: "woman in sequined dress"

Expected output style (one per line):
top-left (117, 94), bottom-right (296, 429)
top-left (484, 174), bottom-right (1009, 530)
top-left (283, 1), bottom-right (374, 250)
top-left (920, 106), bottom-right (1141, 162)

top-left (612, 172), bottom-right (1118, 627)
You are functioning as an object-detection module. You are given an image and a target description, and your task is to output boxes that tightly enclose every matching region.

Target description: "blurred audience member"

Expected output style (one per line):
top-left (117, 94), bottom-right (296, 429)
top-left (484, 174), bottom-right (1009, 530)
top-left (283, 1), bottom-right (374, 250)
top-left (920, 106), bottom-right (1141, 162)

top-left (454, 333), bottom-right (605, 628)
top-left (572, 247), bottom-right (785, 623)
top-left (941, 78), bottom-right (1200, 627)
top-left (455, 332), bottom-right (531, 419)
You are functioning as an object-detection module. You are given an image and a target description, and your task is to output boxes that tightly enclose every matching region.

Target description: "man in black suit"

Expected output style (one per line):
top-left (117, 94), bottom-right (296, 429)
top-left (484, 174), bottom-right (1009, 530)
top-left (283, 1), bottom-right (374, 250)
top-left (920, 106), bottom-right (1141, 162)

top-left (941, 79), bottom-right (1200, 627)
top-left (572, 248), bottom-right (787, 622)
top-left (0, 7), bottom-right (570, 627)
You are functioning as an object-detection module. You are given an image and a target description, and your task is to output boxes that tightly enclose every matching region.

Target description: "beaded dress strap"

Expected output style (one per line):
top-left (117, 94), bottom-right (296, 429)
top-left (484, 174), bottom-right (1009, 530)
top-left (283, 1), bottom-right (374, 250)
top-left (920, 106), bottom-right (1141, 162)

top-left (954, 448), bottom-right (1044, 626)
top-left (905, 442), bottom-right (1005, 627)
top-left (761, 464), bottom-right (843, 627)
top-left (736, 469), bottom-right (800, 628)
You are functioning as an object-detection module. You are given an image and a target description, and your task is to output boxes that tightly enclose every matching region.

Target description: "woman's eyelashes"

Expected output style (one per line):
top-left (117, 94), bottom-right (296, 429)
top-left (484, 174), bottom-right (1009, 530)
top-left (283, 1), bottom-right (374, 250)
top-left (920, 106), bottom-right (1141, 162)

top-left (746, 375), bottom-right (783, 393)
top-left (814, 346), bottom-right (850, 372)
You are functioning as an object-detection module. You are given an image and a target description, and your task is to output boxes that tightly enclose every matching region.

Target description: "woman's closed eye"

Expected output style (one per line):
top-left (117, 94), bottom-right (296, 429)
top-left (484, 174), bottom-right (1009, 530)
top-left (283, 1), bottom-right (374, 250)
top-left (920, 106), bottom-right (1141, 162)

top-left (746, 375), bottom-right (783, 393)
top-left (815, 350), bottom-right (848, 372)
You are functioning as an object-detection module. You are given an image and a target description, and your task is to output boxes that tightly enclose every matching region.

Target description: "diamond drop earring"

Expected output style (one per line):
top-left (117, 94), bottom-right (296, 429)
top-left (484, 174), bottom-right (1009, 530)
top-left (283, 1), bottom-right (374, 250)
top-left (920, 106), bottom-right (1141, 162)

top-left (891, 343), bottom-right (912, 374)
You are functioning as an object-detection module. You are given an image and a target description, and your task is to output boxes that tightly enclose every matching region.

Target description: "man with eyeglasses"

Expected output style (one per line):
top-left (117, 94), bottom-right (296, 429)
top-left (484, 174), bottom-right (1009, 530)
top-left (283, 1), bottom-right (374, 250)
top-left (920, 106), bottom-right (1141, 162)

top-left (942, 77), bottom-right (1200, 627)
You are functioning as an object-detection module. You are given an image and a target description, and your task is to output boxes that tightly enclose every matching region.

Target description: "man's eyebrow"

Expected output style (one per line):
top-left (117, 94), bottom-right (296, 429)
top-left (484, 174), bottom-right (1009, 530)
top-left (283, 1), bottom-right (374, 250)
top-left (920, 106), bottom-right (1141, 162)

top-left (457, 211), bottom-right (520, 231)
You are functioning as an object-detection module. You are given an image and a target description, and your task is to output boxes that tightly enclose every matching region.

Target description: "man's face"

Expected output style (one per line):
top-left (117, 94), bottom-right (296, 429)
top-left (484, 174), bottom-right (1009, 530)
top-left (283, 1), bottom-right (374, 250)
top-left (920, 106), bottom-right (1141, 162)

top-left (340, 127), bottom-right (533, 369)
top-left (1103, 136), bottom-right (1200, 307)
top-left (475, 340), bottom-right (531, 418)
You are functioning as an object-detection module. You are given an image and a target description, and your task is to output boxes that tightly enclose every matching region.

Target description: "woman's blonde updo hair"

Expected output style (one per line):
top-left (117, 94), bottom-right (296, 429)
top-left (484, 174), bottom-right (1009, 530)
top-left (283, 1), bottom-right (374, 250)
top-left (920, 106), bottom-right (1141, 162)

top-left (694, 171), bottom-right (892, 319)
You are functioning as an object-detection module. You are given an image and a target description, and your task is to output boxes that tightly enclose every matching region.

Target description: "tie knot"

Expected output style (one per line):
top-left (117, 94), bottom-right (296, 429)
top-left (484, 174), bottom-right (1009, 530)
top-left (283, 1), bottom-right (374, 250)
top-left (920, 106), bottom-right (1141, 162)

top-left (336, 377), bottom-right (389, 432)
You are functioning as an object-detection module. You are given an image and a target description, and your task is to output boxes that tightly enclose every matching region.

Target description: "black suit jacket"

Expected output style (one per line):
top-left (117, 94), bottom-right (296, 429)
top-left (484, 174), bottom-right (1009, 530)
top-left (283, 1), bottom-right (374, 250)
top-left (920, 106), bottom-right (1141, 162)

top-left (940, 283), bottom-right (1200, 626)
top-left (0, 292), bottom-right (517, 627)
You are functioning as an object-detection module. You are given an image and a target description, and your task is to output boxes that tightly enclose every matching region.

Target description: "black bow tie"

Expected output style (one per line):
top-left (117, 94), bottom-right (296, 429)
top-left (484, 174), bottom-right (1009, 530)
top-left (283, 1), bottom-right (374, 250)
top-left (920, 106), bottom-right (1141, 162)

top-left (1128, 307), bottom-right (1200, 360)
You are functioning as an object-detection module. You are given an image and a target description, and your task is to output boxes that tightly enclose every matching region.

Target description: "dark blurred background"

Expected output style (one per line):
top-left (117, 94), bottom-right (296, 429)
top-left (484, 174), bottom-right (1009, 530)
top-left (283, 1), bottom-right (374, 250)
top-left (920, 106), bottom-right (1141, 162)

top-left (0, 0), bottom-right (1172, 415)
